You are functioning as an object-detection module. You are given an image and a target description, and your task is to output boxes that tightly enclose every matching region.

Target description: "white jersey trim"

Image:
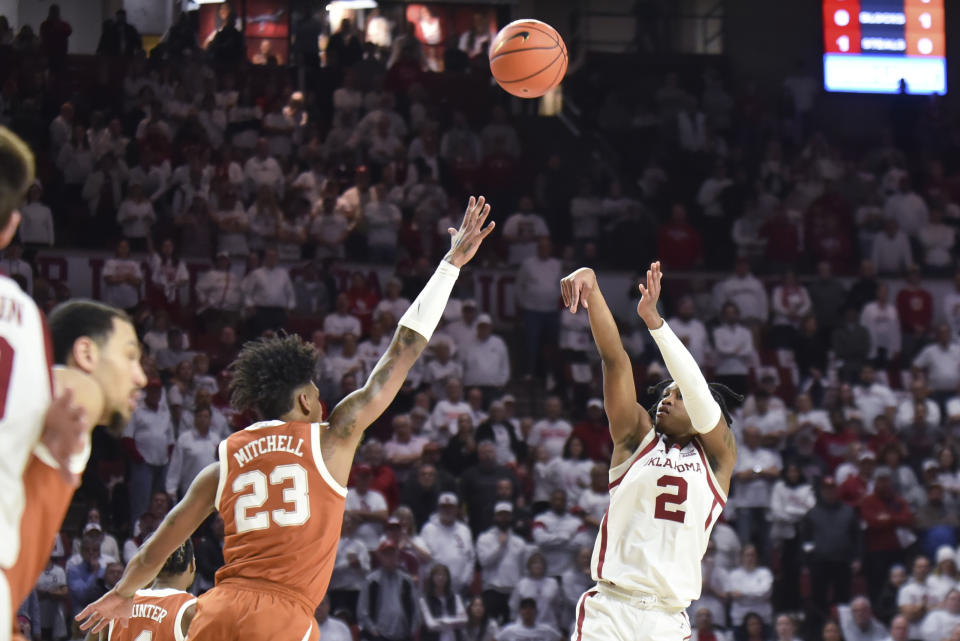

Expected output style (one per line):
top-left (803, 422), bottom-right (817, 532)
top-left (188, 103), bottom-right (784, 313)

top-left (608, 429), bottom-right (657, 490)
top-left (135, 588), bottom-right (189, 597)
top-left (215, 439), bottom-right (229, 512)
top-left (691, 439), bottom-right (728, 503)
top-left (299, 619), bottom-right (315, 641)
top-left (311, 422), bottom-right (347, 497)
top-left (173, 597), bottom-right (198, 641)
top-left (244, 419), bottom-right (285, 431)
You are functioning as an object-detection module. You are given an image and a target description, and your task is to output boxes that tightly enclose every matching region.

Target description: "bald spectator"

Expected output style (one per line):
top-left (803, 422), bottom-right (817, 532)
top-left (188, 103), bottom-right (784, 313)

top-left (691, 608), bottom-right (730, 641)
top-left (401, 463), bottom-right (447, 529)
top-left (838, 597), bottom-right (888, 641)
top-left (886, 615), bottom-right (911, 641)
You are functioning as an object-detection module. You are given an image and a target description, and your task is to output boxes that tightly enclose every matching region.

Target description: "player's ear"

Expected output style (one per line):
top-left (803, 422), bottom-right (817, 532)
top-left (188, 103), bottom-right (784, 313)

top-left (297, 390), bottom-right (311, 417)
top-left (70, 336), bottom-right (98, 372)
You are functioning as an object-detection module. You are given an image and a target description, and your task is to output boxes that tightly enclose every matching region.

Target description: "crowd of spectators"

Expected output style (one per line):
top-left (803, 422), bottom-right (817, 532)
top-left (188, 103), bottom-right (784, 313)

top-left (6, 4), bottom-right (960, 641)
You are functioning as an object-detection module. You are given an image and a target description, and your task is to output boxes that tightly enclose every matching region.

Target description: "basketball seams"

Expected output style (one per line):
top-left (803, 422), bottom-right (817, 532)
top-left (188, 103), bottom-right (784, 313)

top-left (490, 45), bottom-right (560, 62)
top-left (494, 49), bottom-right (565, 85)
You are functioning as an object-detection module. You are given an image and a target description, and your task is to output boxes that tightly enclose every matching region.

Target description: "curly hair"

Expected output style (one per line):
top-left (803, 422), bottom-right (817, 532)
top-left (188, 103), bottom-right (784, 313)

top-left (158, 538), bottom-right (193, 577)
top-left (646, 379), bottom-right (744, 427)
top-left (229, 333), bottom-right (319, 419)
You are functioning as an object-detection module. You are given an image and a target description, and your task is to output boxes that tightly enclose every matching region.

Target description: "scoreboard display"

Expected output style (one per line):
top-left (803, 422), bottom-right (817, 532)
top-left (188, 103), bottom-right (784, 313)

top-left (823, 0), bottom-right (946, 94)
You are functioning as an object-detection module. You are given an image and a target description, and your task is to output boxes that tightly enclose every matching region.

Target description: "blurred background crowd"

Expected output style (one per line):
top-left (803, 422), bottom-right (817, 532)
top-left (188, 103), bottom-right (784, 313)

top-left (6, 2), bottom-right (960, 641)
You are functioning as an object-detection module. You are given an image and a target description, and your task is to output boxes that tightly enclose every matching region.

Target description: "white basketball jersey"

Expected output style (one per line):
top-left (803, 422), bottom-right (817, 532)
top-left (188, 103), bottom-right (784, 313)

top-left (0, 275), bottom-right (54, 568)
top-left (590, 429), bottom-right (726, 610)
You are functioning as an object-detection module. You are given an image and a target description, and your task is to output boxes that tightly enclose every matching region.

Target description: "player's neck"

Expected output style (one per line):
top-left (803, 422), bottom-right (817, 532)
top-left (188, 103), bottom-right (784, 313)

top-left (150, 578), bottom-right (182, 591)
top-left (664, 433), bottom-right (694, 448)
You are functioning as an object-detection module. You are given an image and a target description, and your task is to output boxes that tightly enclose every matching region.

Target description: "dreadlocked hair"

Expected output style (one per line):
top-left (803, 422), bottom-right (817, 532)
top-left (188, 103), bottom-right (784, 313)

top-left (646, 379), bottom-right (744, 427)
top-left (229, 333), bottom-right (318, 419)
top-left (158, 538), bottom-right (193, 577)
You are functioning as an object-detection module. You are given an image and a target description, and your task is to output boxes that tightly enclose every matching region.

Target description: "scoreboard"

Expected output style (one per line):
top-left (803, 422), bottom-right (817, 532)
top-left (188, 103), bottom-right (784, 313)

top-left (823, 0), bottom-right (946, 94)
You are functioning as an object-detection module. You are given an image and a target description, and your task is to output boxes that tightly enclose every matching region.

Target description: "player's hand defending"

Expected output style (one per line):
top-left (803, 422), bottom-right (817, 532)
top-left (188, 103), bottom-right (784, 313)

top-left (636, 261), bottom-right (664, 329)
top-left (41, 388), bottom-right (88, 487)
top-left (444, 196), bottom-right (495, 268)
top-left (75, 589), bottom-right (134, 634)
top-left (560, 267), bottom-right (598, 313)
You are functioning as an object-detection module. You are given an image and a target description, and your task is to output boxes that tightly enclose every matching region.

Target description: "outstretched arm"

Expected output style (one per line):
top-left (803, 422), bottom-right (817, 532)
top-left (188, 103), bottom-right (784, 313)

top-left (636, 262), bottom-right (737, 492)
top-left (561, 268), bottom-right (651, 466)
top-left (325, 196), bottom-right (495, 483)
top-left (76, 463), bottom-right (218, 634)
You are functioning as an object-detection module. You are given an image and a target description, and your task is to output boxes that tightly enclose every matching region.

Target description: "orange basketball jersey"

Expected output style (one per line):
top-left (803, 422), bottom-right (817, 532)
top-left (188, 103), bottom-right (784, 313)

top-left (214, 420), bottom-right (347, 610)
top-left (107, 588), bottom-right (196, 641)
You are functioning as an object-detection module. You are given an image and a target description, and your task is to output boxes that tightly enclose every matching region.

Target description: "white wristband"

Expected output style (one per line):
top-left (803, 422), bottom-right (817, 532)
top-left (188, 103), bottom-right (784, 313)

top-left (398, 260), bottom-right (460, 341)
top-left (648, 320), bottom-right (721, 434)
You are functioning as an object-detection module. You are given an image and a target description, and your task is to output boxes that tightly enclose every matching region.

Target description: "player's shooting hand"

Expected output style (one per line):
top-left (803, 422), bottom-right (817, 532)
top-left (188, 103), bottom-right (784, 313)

top-left (41, 388), bottom-right (88, 487)
top-left (444, 195), bottom-right (495, 269)
top-left (636, 261), bottom-right (664, 329)
top-left (560, 267), bottom-right (597, 313)
top-left (75, 589), bottom-right (134, 634)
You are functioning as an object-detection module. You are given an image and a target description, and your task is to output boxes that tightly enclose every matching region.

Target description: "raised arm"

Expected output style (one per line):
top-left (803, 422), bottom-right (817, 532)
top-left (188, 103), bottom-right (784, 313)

top-left (324, 196), bottom-right (495, 484)
top-left (561, 267), bottom-right (650, 466)
top-left (636, 262), bottom-right (738, 493)
top-left (76, 463), bottom-right (218, 634)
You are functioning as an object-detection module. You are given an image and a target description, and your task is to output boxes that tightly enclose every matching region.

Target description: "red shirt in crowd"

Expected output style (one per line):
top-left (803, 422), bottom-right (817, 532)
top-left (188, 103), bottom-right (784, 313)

top-left (896, 286), bottom-right (933, 334)
top-left (760, 212), bottom-right (799, 265)
top-left (838, 474), bottom-right (869, 507)
top-left (571, 420), bottom-right (613, 462)
top-left (814, 430), bottom-right (860, 471)
top-left (656, 221), bottom-right (703, 270)
top-left (860, 490), bottom-right (913, 552)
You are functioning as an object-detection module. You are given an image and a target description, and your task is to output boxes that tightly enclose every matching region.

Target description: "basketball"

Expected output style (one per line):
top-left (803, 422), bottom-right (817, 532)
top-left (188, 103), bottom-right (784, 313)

top-left (489, 19), bottom-right (567, 99)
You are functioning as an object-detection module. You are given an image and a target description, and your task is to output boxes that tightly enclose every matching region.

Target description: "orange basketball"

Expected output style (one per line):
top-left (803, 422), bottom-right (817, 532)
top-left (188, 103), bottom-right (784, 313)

top-left (489, 19), bottom-right (567, 98)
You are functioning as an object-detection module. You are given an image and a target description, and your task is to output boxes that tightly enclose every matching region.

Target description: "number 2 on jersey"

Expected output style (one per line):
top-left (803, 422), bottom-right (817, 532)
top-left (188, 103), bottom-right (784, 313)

top-left (233, 464), bottom-right (310, 533)
top-left (653, 475), bottom-right (687, 523)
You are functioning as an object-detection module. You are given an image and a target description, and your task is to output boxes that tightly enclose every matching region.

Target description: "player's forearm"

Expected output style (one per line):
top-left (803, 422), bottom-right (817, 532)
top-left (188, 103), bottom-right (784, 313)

top-left (584, 287), bottom-right (629, 363)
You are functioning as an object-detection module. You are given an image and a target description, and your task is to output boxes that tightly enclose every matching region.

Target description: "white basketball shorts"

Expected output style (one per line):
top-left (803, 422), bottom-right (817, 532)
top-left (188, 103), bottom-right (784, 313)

top-left (570, 587), bottom-right (691, 641)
